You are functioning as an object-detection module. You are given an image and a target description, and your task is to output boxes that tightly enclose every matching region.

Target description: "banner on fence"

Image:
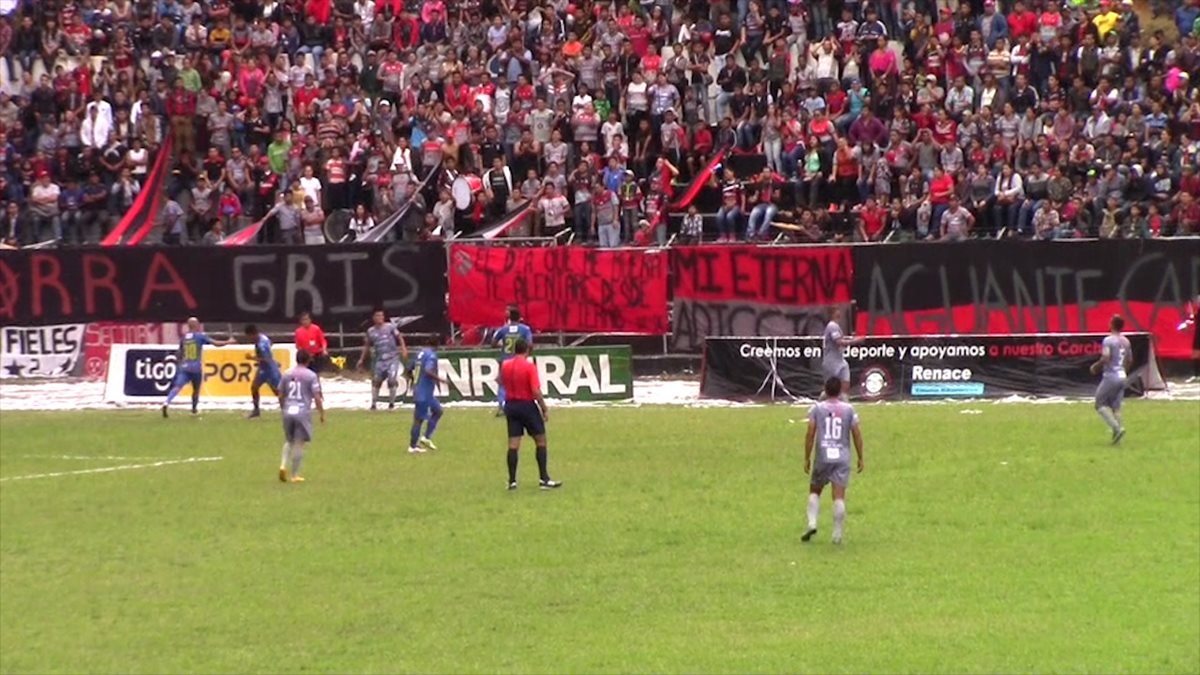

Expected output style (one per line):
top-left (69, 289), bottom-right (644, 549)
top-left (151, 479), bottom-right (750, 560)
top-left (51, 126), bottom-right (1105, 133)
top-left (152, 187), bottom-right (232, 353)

top-left (0, 323), bottom-right (86, 378)
top-left (81, 322), bottom-right (186, 380)
top-left (671, 245), bottom-right (854, 350)
top-left (448, 245), bottom-right (669, 333)
top-left (701, 333), bottom-right (1165, 401)
top-left (0, 243), bottom-right (448, 329)
top-left (853, 240), bottom-right (1200, 360)
top-left (104, 344), bottom-right (297, 402)
top-left (413, 345), bottom-right (633, 402)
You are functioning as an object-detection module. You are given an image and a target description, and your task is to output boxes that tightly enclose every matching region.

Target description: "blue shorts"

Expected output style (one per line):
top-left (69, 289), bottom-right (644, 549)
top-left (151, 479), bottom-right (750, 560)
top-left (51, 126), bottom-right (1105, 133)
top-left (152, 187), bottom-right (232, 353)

top-left (505, 400), bottom-right (545, 438)
top-left (254, 365), bottom-right (282, 389)
top-left (172, 369), bottom-right (203, 392)
top-left (413, 398), bottom-right (443, 421)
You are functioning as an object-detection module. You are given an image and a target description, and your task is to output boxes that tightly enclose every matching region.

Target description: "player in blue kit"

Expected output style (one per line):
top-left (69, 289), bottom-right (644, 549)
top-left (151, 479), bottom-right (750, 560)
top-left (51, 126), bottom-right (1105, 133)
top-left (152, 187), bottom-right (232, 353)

top-left (408, 335), bottom-right (444, 455)
top-left (245, 325), bottom-right (281, 419)
top-left (494, 305), bottom-right (533, 414)
top-left (161, 317), bottom-right (235, 417)
top-left (1091, 315), bottom-right (1133, 444)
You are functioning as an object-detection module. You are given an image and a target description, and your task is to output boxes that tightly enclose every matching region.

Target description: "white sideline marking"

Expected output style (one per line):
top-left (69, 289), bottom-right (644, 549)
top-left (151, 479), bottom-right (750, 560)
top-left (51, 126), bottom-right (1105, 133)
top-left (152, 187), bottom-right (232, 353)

top-left (0, 457), bottom-right (223, 482)
top-left (17, 455), bottom-right (175, 461)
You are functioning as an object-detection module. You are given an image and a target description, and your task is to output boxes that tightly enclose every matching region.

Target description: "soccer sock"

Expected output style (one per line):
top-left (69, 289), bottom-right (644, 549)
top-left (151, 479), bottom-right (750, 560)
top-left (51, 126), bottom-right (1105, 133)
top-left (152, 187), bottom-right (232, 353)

top-left (371, 383), bottom-right (381, 406)
top-left (165, 385), bottom-right (181, 405)
top-left (832, 499), bottom-right (846, 539)
top-left (535, 446), bottom-right (549, 481)
top-left (1114, 409), bottom-right (1123, 429)
top-left (290, 441), bottom-right (305, 477)
top-left (1097, 406), bottom-right (1121, 433)
top-left (806, 493), bottom-right (820, 530)
top-left (387, 383), bottom-right (398, 406)
top-left (507, 448), bottom-right (519, 483)
top-left (280, 442), bottom-right (291, 469)
top-left (251, 389), bottom-right (260, 412)
top-left (190, 392), bottom-right (199, 412)
top-left (425, 412), bottom-right (441, 439)
top-left (409, 421), bottom-right (421, 448)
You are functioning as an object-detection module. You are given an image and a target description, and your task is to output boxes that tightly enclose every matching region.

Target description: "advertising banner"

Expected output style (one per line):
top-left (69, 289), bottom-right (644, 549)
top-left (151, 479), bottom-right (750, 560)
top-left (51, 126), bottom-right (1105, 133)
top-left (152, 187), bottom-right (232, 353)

top-left (104, 344), bottom-right (297, 402)
top-left (853, 239), bottom-right (1200, 360)
top-left (448, 245), bottom-right (669, 334)
top-left (401, 345), bottom-right (634, 402)
top-left (701, 333), bottom-right (1164, 402)
top-left (0, 243), bottom-right (448, 330)
top-left (81, 322), bottom-right (186, 380)
top-left (0, 324), bottom-right (86, 378)
top-left (671, 245), bottom-right (854, 351)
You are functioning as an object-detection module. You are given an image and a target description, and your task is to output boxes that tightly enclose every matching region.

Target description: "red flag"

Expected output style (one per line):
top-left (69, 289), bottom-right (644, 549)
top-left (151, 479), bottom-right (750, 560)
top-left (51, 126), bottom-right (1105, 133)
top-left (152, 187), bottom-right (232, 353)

top-left (220, 218), bottom-right (268, 246)
top-left (101, 138), bottom-right (173, 246)
top-left (669, 147), bottom-right (728, 211)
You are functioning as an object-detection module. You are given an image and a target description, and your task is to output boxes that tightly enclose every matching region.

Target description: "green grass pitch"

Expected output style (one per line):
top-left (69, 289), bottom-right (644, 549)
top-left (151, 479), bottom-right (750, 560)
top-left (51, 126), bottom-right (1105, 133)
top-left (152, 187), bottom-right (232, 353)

top-left (1, 401), bottom-right (1198, 674)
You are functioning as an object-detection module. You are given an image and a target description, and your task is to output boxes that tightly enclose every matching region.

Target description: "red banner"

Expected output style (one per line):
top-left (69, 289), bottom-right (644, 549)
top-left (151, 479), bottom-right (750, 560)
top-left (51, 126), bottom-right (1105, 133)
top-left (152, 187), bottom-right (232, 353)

top-left (449, 245), bottom-right (669, 333)
top-left (672, 245), bottom-right (854, 304)
top-left (81, 321), bottom-right (186, 380)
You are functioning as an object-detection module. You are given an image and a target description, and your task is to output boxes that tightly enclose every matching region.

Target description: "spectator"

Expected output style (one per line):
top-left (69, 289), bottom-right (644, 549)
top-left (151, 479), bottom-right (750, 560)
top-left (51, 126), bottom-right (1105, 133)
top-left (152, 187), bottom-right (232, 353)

top-left (28, 171), bottom-right (62, 244)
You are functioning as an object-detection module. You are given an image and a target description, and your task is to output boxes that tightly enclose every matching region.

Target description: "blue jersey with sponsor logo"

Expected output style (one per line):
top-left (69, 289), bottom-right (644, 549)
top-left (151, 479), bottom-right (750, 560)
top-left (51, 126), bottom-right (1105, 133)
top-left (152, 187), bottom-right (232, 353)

top-left (255, 334), bottom-right (277, 368)
top-left (496, 323), bottom-right (533, 362)
top-left (179, 332), bottom-right (213, 373)
top-left (414, 348), bottom-right (438, 402)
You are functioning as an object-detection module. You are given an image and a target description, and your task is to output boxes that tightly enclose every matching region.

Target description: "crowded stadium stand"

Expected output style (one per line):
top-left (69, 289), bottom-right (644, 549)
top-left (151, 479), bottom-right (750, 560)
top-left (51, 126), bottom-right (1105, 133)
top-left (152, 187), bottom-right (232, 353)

top-left (0, 0), bottom-right (1197, 248)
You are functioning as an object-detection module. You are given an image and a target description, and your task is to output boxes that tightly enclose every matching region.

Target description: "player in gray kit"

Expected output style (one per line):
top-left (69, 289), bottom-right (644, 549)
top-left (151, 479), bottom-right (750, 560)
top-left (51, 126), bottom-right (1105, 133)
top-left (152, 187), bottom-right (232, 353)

top-left (278, 350), bottom-right (325, 483)
top-left (1090, 315), bottom-right (1132, 445)
top-left (803, 377), bottom-right (866, 544)
top-left (357, 309), bottom-right (409, 411)
top-left (822, 306), bottom-right (862, 397)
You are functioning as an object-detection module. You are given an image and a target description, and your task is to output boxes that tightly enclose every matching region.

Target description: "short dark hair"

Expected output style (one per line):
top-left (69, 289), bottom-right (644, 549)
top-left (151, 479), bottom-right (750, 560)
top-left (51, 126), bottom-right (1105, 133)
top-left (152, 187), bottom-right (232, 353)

top-left (514, 339), bottom-right (529, 355)
top-left (1111, 315), bottom-right (1125, 331)
top-left (244, 324), bottom-right (259, 336)
top-left (824, 376), bottom-right (842, 398)
top-left (507, 305), bottom-right (521, 322)
top-left (427, 334), bottom-right (441, 346)
top-left (296, 349), bottom-right (312, 365)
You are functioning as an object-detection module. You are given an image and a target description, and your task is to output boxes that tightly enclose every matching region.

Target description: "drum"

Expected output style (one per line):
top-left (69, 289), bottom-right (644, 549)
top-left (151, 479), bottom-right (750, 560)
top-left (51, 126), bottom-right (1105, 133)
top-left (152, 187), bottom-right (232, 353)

top-left (453, 174), bottom-right (484, 210)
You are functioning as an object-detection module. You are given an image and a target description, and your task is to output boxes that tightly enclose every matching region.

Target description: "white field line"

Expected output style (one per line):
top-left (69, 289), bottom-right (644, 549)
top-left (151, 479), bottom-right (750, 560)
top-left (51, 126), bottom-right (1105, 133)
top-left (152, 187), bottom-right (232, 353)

top-left (16, 455), bottom-right (175, 461)
top-left (0, 456), bottom-right (223, 483)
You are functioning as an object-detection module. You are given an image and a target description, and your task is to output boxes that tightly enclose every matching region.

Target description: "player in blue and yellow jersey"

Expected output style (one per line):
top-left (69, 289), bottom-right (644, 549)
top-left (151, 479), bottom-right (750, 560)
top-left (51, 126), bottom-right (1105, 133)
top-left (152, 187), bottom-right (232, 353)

top-left (245, 324), bottom-right (282, 419)
top-left (161, 317), bottom-right (235, 417)
top-left (408, 335), bottom-right (444, 455)
top-left (494, 305), bottom-right (533, 414)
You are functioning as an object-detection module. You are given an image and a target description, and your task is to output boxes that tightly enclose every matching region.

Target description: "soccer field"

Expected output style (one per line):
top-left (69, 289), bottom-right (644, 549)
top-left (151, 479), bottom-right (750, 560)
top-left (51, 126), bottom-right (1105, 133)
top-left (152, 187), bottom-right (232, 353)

top-left (1, 402), bottom-right (1198, 674)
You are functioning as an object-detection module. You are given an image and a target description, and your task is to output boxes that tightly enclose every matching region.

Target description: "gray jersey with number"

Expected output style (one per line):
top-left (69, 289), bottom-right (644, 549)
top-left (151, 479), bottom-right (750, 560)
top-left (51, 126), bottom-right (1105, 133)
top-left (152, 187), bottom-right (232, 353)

top-left (822, 320), bottom-right (848, 372)
top-left (808, 399), bottom-right (858, 468)
top-left (280, 367), bottom-right (321, 418)
top-left (367, 323), bottom-right (401, 363)
top-left (1101, 334), bottom-right (1131, 380)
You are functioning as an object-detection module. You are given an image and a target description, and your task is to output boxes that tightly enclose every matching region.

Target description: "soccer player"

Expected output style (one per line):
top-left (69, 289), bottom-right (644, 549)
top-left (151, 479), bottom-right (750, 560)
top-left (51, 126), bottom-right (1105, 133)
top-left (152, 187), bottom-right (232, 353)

top-left (499, 339), bottom-right (561, 491)
top-left (1090, 315), bottom-right (1132, 444)
top-left (278, 350), bottom-right (325, 483)
top-left (408, 335), bottom-right (444, 454)
top-left (294, 311), bottom-right (330, 372)
top-left (357, 310), bottom-right (409, 411)
top-left (245, 324), bottom-right (281, 419)
top-left (161, 317), bottom-right (235, 417)
top-left (822, 306), bottom-right (862, 397)
top-left (494, 305), bottom-right (533, 414)
top-left (803, 377), bottom-right (865, 545)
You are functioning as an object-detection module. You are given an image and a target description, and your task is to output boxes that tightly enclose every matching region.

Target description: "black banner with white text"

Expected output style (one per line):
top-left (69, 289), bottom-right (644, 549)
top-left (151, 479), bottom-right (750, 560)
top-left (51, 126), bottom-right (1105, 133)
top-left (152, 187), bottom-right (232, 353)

top-left (0, 244), bottom-right (448, 330)
top-left (701, 334), bottom-right (1164, 402)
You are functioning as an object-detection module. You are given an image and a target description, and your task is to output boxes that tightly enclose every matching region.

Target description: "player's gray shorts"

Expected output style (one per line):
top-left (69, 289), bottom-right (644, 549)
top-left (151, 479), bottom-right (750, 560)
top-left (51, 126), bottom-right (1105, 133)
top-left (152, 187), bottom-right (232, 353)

top-left (811, 462), bottom-right (851, 488)
top-left (282, 414), bottom-right (313, 443)
top-left (1095, 377), bottom-right (1127, 411)
top-left (823, 361), bottom-right (851, 382)
top-left (373, 359), bottom-right (400, 383)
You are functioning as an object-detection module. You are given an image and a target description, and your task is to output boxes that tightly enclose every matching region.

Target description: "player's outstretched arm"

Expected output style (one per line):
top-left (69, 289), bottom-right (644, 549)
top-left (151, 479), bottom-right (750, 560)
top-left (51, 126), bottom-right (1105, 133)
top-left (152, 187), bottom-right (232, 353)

top-left (852, 426), bottom-right (865, 474)
top-left (803, 420), bottom-right (816, 474)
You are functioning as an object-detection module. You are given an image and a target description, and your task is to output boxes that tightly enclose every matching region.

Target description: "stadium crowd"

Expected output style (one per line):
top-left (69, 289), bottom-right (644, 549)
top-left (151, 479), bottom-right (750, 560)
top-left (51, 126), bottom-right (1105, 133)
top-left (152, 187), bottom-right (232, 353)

top-left (0, 0), bottom-right (1197, 247)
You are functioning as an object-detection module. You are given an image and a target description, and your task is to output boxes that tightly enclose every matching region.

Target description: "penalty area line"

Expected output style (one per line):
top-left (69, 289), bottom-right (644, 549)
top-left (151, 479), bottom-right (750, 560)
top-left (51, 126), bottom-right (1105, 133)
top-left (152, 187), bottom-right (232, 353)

top-left (0, 457), bottom-right (223, 483)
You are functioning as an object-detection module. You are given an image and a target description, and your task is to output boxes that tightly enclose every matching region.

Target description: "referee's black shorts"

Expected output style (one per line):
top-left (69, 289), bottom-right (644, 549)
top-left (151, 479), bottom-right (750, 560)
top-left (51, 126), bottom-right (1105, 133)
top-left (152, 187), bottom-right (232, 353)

top-left (505, 400), bottom-right (545, 438)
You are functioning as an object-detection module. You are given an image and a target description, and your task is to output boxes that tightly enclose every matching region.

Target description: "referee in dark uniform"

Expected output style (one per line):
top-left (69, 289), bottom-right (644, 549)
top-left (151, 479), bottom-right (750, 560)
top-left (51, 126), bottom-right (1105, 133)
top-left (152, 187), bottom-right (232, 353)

top-left (498, 339), bottom-right (562, 491)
